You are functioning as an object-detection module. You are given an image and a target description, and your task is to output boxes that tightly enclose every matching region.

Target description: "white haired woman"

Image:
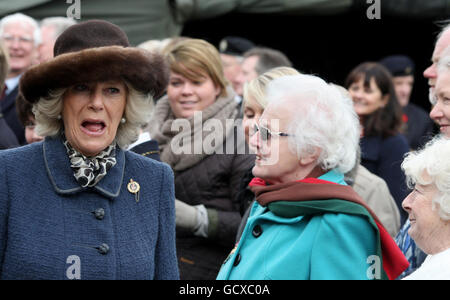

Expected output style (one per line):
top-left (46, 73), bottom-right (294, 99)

top-left (0, 20), bottom-right (178, 279)
top-left (396, 49), bottom-right (450, 279)
top-left (401, 136), bottom-right (450, 280)
top-left (217, 74), bottom-right (408, 280)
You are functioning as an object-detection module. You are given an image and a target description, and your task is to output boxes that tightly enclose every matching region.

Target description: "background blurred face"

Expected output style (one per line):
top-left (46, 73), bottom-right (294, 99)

top-left (402, 181), bottom-right (441, 254)
top-left (220, 53), bottom-right (242, 93)
top-left (234, 55), bottom-right (259, 96)
top-left (250, 104), bottom-right (301, 185)
top-left (242, 96), bottom-right (264, 147)
top-left (430, 71), bottom-right (450, 136)
top-left (167, 71), bottom-right (220, 119)
top-left (38, 25), bottom-right (56, 63)
top-left (24, 116), bottom-right (43, 144)
top-left (1, 20), bottom-right (37, 78)
top-left (393, 75), bottom-right (414, 107)
top-left (62, 81), bottom-right (127, 157)
top-left (348, 77), bottom-right (388, 117)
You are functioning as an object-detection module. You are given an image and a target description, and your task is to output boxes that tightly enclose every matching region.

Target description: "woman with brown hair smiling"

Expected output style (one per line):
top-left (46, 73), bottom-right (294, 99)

top-left (148, 38), bottom-right (254, 279)
top-left (346, 62), bottom-right (410, 224)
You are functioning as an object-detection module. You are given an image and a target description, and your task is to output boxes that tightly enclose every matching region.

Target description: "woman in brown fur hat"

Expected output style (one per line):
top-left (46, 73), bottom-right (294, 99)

top-left (0, 20), bottom-right (178, 279)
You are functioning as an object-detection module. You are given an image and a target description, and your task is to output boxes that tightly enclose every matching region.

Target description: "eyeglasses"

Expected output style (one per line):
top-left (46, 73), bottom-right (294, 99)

top-left (253, 123), bottom-right (291, 141)
top-left (1, 34), bottom-right (33, 45)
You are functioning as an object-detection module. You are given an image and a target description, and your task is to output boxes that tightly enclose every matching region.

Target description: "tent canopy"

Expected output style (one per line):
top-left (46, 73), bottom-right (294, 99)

top-left (1, 0), bottom-right (449, 45)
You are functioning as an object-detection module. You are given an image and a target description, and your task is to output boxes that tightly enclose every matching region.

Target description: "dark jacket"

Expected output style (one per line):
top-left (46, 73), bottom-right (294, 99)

top-left (0, 111), bottom-right (19, 150)
top-left (360, 134), bottom-right (410, 224)
top-left (148, 89), bottom-right (255, 279)
top-left (403, 103), bottom-right (434, 150)
top-left (174, 137), bottom-right (254, 279)
top-left (0, 86), bottom-right (25, 145)
top-left (0, 136), bottom-right (179, 279)
top-left (129, 139), bottom-right (161, 161)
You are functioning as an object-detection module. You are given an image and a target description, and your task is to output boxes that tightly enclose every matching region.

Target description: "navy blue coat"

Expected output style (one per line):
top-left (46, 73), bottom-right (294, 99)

top-left (403, 103), bottom-right (435, 150)
top-left (0, 86), bottom-right (25, 145)
top-left (360, 134), bottom-right (410, 224)
top-left (0, 111), bottom-right (19, 150)
top-left (0, 136), bottom-right (179, 279)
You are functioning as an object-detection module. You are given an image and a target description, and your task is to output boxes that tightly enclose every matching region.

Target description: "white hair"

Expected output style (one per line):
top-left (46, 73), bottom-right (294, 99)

top-left (437, 45), bottom-right (450, 74)
top-left (33, 82), bottom-right (153, 149)
top-left (0, 13), bottom-right (41, 46)
top-left (429, 45), bottom-right (450, 105)
top-left (436, 21), bottom-right (450, 44)
top-left (40, 17), bottom-right (77, 39)
top-left (137, 38), bottom-right (172, 54)
top-left (402, 135), bottom-right (450, 221)
top-left (265, 74), bottom-right (360, 174)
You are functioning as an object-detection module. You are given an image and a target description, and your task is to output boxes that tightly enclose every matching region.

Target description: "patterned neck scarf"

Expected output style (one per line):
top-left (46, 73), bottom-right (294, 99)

top-left (62, 136), bottom-right (117, 188)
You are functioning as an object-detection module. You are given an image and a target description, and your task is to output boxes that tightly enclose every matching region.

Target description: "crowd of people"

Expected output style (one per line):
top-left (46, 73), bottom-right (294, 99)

top-left (0, 12), bottom-right (449, 280)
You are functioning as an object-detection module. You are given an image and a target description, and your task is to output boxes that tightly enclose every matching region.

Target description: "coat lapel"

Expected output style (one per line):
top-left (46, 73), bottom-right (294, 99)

top-left (0, 86), bottom-right (19, 112)
top-left (43, 135), bottom-right (125, 198)
top-left (94, 146), bottom-right (125, 198)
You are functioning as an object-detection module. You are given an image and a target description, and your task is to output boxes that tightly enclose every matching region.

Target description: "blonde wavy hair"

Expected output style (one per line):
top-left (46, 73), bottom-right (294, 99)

top-left (32, 81), bottom-right (153, 149)
top-left (243, 66), bottom-right (300, 110)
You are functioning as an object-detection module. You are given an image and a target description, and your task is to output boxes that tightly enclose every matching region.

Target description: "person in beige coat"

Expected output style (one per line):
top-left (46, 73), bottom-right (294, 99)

top-left (334, 84), bottom-right (401, 237)
top-left (349, 164), bottom-right (400, 237)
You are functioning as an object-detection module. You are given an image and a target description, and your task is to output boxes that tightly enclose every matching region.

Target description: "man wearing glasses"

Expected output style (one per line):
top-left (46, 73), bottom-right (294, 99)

top-left (0, 13), bottom-right (41, 145)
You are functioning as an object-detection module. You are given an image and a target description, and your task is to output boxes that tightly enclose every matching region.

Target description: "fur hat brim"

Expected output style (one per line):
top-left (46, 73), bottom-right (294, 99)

top-left (20, 46), bottom-right (169, 103)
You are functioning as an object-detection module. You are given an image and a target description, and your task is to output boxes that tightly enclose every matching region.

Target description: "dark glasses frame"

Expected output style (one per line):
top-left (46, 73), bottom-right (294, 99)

top-left (253, 123), bottom-right (292, 141)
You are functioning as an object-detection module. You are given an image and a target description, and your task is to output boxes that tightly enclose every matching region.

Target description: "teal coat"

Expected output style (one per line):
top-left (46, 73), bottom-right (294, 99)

top-left (216, 170), bottom-right (377, 280)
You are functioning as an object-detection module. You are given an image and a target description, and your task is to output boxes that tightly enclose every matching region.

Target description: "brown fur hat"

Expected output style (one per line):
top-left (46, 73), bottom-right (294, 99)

top-left (20, 20), bottom-right (169, 103)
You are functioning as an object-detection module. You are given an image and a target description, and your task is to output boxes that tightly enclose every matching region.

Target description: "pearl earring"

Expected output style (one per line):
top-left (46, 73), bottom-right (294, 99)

top-left (121, 117), bottom-right (126, 124)
top-left (57, 115), bottom-right (62, 120)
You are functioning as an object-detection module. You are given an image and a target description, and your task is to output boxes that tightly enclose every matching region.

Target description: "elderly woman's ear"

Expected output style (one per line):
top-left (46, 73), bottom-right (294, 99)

top-left (299, 148), bottom-right (322, 166)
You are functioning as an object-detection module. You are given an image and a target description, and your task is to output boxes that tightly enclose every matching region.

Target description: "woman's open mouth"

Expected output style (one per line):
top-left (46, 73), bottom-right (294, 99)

top-left (80, 120), bottom-right (106, 136)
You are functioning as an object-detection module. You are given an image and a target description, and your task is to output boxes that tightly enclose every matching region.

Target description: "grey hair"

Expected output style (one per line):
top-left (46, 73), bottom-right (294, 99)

top-left (243, 47), bottom-right (292, 76)
top-left (429, 45), bottom-right (450, 105)
top-left (0, 13), bottom-right (41, 46)
top-left (33, 82), bottom-right (153, 149)
top-left (437, 45), bottom-right (450, 74)
top-left (265, 74), bottom-right (360, 174)
top-left (436, 20), bottom-right (450, 44)
top-left (40, 17), bottom-right (77, 39)
top-left (402, 135), bottom-right (450, 221)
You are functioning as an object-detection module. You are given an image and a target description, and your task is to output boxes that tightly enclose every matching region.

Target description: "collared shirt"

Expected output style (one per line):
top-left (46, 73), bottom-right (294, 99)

top-left (127, 132), bottom-right (151, 150)
top-left (395, 220), bottom-right (427, 279)
top-left (4, 75), bottom-right (21, 96)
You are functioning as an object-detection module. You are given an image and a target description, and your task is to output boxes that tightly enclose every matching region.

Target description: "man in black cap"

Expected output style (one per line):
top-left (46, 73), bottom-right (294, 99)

top-left (218, 36), bottom-right (254, 100)
top-left (380, 55), bottom-right (434, 150)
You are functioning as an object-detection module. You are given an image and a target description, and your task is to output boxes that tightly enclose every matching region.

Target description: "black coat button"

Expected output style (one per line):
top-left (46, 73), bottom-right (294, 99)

top-left (233, 253), bottom-right (241, 267)
top-left (252, 224), bottom-right (263, 238)
top-left (93, 208), bottom-right (105, 220)
top-left (97, 243), bottom-right (109, 255)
